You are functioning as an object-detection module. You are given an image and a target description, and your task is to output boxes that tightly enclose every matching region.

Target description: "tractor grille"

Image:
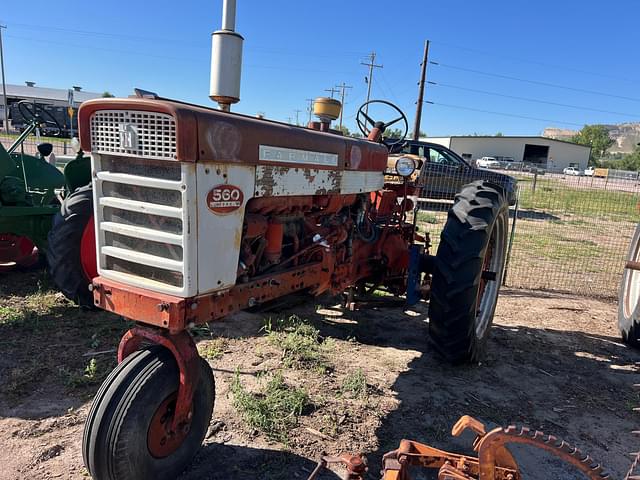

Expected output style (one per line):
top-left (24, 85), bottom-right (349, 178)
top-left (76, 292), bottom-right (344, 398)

top-left (90, 110), bottom-right (177, 160)
top-left (93, 151), bottom-right (192, 295)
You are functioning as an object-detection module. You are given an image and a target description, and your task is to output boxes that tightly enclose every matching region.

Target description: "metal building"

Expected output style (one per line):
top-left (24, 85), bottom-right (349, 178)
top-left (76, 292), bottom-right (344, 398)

top-left (425, 136), bottom-right (591, 171)
top-left (1, 82), bottom-right (102, 135)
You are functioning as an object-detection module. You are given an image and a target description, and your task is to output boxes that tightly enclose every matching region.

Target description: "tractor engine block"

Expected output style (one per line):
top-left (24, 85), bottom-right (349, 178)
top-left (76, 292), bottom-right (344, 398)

top-left (238, 191), bottom-right (415, 296)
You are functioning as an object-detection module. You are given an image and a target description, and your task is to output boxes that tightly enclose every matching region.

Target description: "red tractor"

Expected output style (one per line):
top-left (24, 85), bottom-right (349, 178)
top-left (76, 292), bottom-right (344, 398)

top-left (77, 91), bottom-right (509, 479)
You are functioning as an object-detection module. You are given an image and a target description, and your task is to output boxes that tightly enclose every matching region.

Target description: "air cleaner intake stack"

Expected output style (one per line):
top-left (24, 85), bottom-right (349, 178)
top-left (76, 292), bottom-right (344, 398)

top-left (309, 97), bottom-right (342, 132)
top-left (210, 0), bottom-right (243, 111)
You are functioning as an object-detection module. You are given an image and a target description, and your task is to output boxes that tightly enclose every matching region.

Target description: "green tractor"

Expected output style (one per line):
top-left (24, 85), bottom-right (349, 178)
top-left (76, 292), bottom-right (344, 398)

top-left (0, 101), bottom-right (96, 305)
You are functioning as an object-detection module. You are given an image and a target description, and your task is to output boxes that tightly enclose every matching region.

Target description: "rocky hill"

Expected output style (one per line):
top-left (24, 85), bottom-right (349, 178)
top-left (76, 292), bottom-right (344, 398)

top-left (543, 123), bottom-right (640, 153)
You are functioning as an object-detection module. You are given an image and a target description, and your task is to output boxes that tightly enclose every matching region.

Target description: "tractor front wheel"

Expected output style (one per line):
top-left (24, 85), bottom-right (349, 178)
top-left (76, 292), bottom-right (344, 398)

top-left (82, 347), bottom-right (215, 480)
top-left (619, 223), bottom-right (640, 348)
top-left (47, 184), bottom-right (96, 307)
top-left (428, 181), bottom-right (509, 364)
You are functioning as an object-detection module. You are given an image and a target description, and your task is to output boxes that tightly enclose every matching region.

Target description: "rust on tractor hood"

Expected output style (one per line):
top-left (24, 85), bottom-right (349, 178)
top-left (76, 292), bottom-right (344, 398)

top-left (78, 97), bottom-right (388, 171)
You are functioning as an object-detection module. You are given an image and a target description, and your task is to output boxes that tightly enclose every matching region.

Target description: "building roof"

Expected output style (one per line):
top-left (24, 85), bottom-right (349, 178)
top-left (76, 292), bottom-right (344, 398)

top-left (4, 83), bottom-right (102, 104)
top-left (424, 135), bottom-right (591, 150)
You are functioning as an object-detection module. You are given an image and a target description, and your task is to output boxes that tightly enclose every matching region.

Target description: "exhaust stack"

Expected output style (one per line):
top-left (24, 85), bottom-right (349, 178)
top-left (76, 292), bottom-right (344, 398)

top-left (209, 0), bottom-right (243, 111)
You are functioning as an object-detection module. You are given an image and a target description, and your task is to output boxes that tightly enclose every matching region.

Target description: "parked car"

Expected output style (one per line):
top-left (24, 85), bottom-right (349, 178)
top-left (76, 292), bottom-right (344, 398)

top-left (476, 156), bottom-right (501, 169)
top-left (390, 140), bottom-right (517, 205)
top-left (584, 166), bottom-right (595, 176)
top-left (563, 166), bottom-right (582, 176)
top-left (522, 163), bottom-right (546, 175)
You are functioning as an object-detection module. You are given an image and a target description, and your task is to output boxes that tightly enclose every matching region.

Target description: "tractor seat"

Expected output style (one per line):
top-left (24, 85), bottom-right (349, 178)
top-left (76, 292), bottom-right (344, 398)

top-left (37, 143), bottom-right (54, 158)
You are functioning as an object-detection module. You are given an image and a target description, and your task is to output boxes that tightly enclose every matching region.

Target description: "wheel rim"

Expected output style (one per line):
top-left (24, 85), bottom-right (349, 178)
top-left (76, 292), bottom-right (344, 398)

top-left (475, 213), bottom-right (507, 338)
top-left (147, 392), bottom-right (189, 458)
top-left (623, 232), bottom-right (640, 320)
top-left (0, 234), bottom-right (37, 269)
top-left (80, 215), bottom-right (97, 280)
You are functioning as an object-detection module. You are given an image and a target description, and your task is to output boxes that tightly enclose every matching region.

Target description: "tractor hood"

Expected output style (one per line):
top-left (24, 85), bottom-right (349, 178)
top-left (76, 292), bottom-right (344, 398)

top-left (78, 97), bottom-right (388, 172)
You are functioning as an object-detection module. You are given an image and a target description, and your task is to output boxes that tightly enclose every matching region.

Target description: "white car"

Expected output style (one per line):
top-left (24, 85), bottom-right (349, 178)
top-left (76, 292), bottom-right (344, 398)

top-left (563, 167), bottom-right (582, 176)
top-left (584, 166), bottom-right (595, 176)
top-left (476, 156), bottom-right (500, 169)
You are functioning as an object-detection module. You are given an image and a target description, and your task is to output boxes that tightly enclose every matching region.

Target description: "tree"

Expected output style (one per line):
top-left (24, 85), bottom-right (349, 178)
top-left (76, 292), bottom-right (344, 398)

top-left (570, 125), bottom-right (614, 165)
top-left (611, 146), bottom-right (640, 171)
top-left (102, 91), bottom-right (115, 98)
top-left (495, 132), bottom-right (504, 137)
top-left (337, 125), bottom-right (351, 136)
top-left (382, 127), bottom-right (405, 139)
top-left (407, 129), bottom-right (427, 139)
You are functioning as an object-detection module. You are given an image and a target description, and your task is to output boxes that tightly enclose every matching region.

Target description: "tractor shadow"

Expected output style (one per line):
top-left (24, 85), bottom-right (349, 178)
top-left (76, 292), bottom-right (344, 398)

top-left (206, 292), bottom-right (639, 479)
top-left (181, 443), bottom-right (340, 480)
top-left (1, 268), bottom-right (638, 478)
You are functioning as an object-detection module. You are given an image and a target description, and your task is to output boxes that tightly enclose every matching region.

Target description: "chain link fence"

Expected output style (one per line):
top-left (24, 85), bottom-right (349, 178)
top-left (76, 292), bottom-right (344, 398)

top-left (416, 166), bottom-right (640, 299)
top-left (1, 134), bottom-right (75, 157)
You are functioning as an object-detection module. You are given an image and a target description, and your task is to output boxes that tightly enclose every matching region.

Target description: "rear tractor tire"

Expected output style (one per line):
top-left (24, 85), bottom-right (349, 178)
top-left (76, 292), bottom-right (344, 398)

top-left (82, 347), bottom-right (215, 480)
top-left (47, 184), bottom-right (96, 307)
top-left (428, 180), bottom-right (509, 364)
top-left (619, 223), bottom-right (640, 348)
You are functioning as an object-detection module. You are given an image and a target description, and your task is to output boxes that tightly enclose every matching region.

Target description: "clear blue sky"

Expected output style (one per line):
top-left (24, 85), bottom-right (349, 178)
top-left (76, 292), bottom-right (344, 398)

top-left (3, 0), bottom-right (639, 136)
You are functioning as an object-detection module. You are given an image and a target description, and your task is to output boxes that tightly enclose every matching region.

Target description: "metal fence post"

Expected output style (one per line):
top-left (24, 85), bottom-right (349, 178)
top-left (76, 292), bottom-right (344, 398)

top-left (502, 192), bottom-right (519, 287)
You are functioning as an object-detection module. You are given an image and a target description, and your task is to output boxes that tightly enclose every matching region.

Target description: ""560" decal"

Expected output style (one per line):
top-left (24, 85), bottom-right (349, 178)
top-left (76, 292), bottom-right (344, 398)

top-left (206, 184), bottom-right (244, 214)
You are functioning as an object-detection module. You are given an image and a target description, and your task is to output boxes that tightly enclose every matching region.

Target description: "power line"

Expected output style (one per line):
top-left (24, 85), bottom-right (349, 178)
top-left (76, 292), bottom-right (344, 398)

top-left (424, 100), bottom-right (585, 127)
top-left (5, 34), bottom-right (360, 76)
top-left (428, 81), bottom-right (640, 118)
top-left (430, 61), bottom-right (640, 103)
top-left (429, 39), bottom-right (640, 85)
top-left (6, 34), bottom-right (196, 62)
top-left (6, 22), bottom-right (372, 59)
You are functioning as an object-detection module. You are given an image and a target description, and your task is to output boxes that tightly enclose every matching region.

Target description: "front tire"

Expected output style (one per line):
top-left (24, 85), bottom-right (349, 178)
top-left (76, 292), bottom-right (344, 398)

top-left (428, 181), bottom-right (509, 364)
top-left (619, 223), bottom-right (640, 348)
top-left (82, 347), bottom-right (215, 480)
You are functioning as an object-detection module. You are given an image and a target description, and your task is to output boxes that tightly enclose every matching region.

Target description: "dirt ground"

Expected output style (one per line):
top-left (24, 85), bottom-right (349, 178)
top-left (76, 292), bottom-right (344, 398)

top-left (0, 268), bottom-right (638, 480)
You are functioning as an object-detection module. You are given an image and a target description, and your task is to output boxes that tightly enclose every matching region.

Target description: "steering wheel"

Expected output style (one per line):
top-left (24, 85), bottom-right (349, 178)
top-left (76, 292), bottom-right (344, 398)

top-left (356, 100), bottom-right (408, 148)
top-left (17, 101), bottom-right (62, 137)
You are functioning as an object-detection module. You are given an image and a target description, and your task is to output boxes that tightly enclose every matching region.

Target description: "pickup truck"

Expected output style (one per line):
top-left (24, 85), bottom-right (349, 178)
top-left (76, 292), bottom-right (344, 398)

top-left (389, 140), bottom-right (517, 205)
top-left (563, 166), bottom-right (582, 176)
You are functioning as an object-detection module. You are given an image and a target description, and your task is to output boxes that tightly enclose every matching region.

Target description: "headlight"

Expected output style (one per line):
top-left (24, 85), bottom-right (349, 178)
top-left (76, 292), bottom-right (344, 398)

top-left (395, 156), bottom-right (416, 177)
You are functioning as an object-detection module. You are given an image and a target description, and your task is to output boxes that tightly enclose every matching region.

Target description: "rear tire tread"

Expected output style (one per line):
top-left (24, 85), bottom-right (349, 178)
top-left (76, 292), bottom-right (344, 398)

top-left (429, 180), bottom-right (508, 364)
top-left (47, 184), bottom-right (94, 306)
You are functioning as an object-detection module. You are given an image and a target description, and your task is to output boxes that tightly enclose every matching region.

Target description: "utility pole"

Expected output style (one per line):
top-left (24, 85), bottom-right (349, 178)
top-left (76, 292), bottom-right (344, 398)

top-left (335, 82), bottom-right (352, 130)
top-left (0, 24), bottom-right (8, 135)
top-left (324, 87), bottom-right (339, 99)
top-left (305, 98), bottom-right (314, 124)
top-left (294, 109), bottom-right (302, 126)
top-left (361, 51), bottom-right (383, 116)
top-left (413, 40), bottom-right (430, 140)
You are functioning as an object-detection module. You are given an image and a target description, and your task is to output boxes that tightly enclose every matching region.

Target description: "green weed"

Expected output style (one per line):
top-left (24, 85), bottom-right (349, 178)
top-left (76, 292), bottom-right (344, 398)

top-left (340, 368), bottom-right (368, 398)
top-left (231, 370), bottom-right (308, 442)
top-left (265, 315), bottom-right (333, 372)
top-left (0, 306), bottom-right (25, 325)
top-left (60, 357), bottom-right (110, 388)
top-left (518, 179), bottom-right (639, 222)
top-left (198, 337), bottom-right (227, 360)
top-left (417, 212), bottom-right (439, 224)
